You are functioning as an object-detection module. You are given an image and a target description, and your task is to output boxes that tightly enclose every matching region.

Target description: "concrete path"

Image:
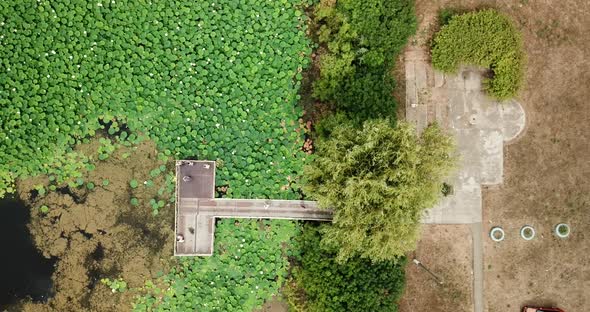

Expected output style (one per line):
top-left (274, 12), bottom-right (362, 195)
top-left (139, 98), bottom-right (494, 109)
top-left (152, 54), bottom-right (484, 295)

top-left (176, 198), bottom-right (331, 256)
top-left (471, 222), bottom-right (484, 312)
top-left (174, 161), bottom-right (333, 256)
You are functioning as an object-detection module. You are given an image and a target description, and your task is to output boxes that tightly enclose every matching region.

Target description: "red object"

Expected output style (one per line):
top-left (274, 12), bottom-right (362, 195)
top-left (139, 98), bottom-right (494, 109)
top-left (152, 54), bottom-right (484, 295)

top-left (522, 307), bottom-right (565, 312)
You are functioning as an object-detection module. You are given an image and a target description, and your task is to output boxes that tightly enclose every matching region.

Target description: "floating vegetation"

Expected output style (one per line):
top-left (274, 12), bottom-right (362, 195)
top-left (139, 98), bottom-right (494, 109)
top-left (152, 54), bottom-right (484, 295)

top-left (0, 0), bottom-right (313, 200)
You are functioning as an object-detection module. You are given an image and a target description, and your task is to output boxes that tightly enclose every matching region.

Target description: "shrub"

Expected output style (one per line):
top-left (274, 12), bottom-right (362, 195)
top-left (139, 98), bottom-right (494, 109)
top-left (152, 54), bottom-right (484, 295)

top-left (288, 224), bottom-right (406, 312)
top-left (313, 0), bottom-right (416, 121)
top-left (304, 119), bottom-right (455, 262)
top-left (438, 7), bottom-right (465, 26)
top-left (431, 9), bottom-right (525, 99)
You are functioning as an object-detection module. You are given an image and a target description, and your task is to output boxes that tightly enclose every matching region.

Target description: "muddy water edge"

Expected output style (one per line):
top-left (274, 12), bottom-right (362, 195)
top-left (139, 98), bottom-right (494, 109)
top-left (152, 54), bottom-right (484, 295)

top-left (6, 139), bottom-right (175, 312)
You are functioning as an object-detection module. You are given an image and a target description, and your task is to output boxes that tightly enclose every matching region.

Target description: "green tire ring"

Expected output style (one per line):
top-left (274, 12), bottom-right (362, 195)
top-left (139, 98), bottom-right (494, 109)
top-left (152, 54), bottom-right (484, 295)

top-left (554, 223), bottom-right (570, 238)
top-left (490, 227), bottom-right (505, 242)
top-left (520, 225), bottom-right (535, 241)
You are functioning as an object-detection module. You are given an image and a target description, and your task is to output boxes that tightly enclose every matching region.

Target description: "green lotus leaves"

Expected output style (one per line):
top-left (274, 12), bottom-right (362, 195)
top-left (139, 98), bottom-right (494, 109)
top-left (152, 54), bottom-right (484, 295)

top-left (135, 219), bottom-right (300, 312)
top-left (0, 1), bottom-right (310, 198)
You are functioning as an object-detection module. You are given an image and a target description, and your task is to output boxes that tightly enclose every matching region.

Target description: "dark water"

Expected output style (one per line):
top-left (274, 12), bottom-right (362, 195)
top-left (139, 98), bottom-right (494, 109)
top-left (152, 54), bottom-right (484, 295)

top-left (0, 197), bottom-right (56, 309)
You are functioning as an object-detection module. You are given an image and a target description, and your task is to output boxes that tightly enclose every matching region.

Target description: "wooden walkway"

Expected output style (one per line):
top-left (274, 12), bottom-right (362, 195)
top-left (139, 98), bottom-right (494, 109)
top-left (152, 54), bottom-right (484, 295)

top-left (174, 160), bottom-right (333, 256)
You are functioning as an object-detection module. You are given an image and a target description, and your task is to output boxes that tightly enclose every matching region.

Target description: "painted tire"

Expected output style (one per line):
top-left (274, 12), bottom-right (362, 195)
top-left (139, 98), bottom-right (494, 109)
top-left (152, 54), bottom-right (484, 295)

top-left (520, 225), bottom-right (535, 240)
top-left (490, 227), bottom-right (505, 242)
top-left (554, 223), bottom-right (570, 238)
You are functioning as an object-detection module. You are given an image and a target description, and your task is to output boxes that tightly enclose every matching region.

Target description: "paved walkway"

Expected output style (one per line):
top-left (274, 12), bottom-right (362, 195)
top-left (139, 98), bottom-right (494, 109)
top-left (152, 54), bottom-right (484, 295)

top-left (174, 161), bottom-right (332, 256)
top-left (177, 198), bottom-right (331, 256)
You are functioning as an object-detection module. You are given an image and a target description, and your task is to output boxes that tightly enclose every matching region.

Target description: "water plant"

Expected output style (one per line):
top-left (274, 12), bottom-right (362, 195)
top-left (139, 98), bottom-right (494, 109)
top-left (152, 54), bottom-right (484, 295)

top-left (35, 185), bottom-right (46, 197)
top-left (0, 0), bottom-right (313, 201)
top-left (134, 219), bottom-right (300, 312)
top-left (1, 0), bottom-right (315, 309)
top-left (101, 278), bottom-right (128, 293)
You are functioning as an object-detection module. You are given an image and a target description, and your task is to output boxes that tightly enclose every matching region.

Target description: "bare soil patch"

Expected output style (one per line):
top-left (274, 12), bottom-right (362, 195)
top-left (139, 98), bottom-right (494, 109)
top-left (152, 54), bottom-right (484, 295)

top-left (254, 296), bottom-right (289, 312)
top-left (399, 225), bottom-right (473, 312)
top-left (482, 0), bottom-right (590, 305)
top-left (15, 139), bottom-right (175, 312)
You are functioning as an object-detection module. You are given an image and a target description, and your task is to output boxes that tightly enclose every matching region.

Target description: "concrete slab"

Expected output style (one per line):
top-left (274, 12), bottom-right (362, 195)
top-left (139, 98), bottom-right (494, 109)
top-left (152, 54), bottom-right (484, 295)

top-left (403, 17), bottom-right (526, 312)
top-left (176, 160), bottom-right (215, 199)
top-left (405, 57), bottom-right (526, 225)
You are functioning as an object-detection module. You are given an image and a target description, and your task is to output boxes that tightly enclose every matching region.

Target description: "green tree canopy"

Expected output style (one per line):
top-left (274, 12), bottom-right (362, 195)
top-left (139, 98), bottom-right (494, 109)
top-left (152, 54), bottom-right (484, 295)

top-left (304, 118), bottom-right (455, 262)
top-left (312, 0), bottom-right (416, 122)
top-left (288, 224), bottom-right (406, 312)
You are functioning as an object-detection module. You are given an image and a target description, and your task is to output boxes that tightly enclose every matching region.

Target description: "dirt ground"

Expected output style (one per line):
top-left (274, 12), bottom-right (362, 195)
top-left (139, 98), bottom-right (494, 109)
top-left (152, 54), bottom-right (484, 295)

top-left (404, 1), bottom-right (590, 311)
top-left (399, 225), bottom-right (474, 312)
top-left (13, 139), bottom-right (175, 312)
top-left (255, 296), bottom-right (290, 312)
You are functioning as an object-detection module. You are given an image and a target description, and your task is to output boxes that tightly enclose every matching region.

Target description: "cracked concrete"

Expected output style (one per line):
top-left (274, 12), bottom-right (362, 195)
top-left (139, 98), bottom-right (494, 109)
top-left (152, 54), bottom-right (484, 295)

top-left (406, 49), bottom-right (525, 224)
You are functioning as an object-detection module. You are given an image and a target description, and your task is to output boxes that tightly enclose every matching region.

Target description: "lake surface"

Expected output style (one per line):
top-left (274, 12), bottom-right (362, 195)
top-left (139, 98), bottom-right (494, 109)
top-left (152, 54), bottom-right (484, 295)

top-left (0, 197), bottom-right (56, 309)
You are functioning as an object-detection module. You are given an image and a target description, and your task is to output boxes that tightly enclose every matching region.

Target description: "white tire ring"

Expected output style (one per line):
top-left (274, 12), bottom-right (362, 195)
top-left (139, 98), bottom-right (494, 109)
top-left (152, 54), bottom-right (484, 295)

top-left (490, 227), bottom-right (505, 242)
top-left (555, 223), bottom-right (570, 238)
top-left (520, 225), bottom-right (535, 240)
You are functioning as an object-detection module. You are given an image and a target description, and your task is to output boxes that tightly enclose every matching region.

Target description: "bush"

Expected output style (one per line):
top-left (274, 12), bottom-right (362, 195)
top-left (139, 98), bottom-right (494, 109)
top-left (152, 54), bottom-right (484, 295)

top-left (304, 119), bottom-right (455, 262)
top-left (288, 224), bottom-right (406, 312)
top-left (431, 9), bottom-right (525, 99)
top-left (438, 7), bottom-right (466, 27)
top-left (313, 0), bottom-right (416, 121)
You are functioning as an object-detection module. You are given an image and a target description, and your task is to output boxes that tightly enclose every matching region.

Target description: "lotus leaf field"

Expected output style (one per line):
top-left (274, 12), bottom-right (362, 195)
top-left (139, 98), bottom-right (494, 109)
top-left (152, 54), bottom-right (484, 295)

top-left (0, 0), bottom-right (313, 199)
top-left (1, 0), bottom-right (314, 310)
top-left (134, 219), bottom-right (300, 311)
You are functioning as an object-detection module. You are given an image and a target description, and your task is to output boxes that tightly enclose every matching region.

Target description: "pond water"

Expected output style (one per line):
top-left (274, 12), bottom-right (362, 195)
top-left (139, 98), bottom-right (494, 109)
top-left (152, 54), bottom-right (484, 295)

top-left (0, 196), bottom-right (56, 309)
